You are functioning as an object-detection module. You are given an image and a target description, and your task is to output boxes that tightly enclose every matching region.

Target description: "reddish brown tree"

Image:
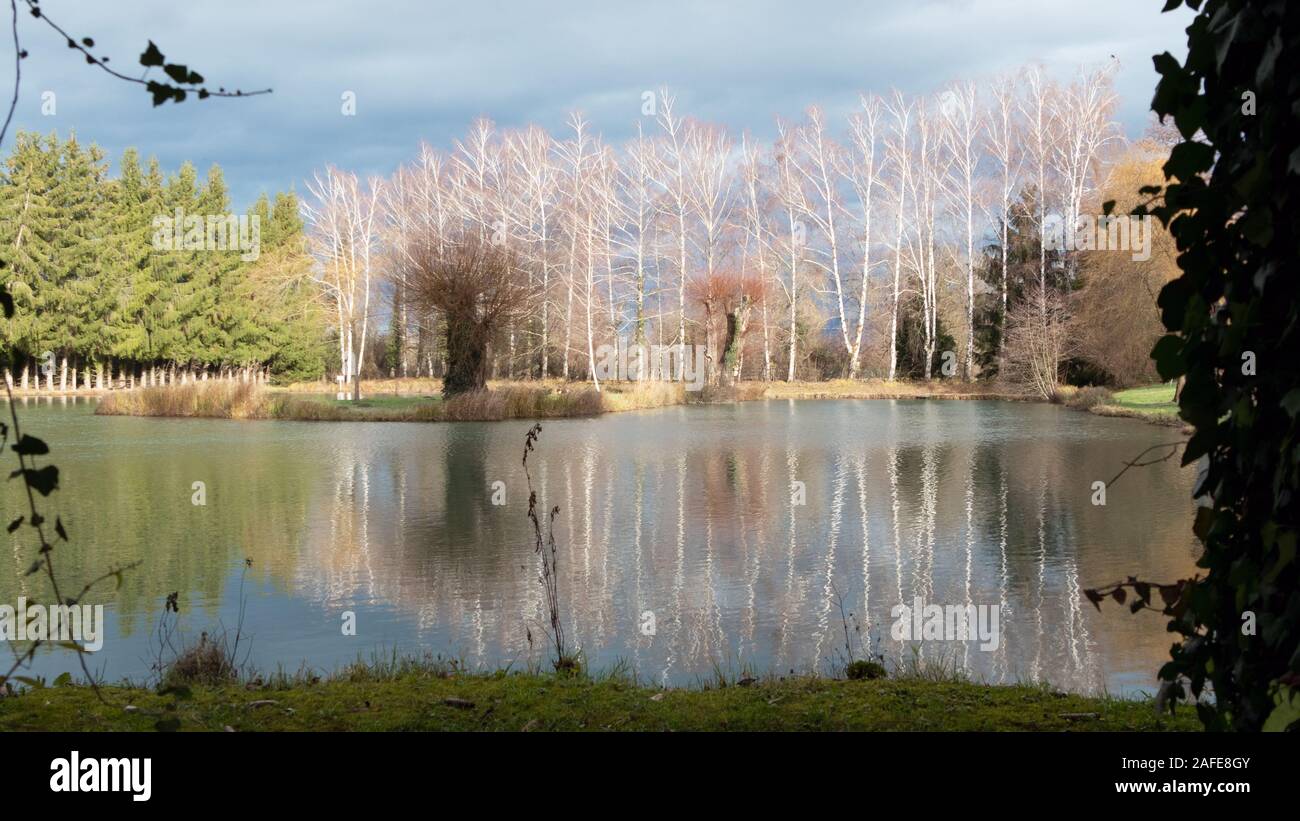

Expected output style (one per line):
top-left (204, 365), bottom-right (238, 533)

top-left (688, 270), bottom-right (766, 385)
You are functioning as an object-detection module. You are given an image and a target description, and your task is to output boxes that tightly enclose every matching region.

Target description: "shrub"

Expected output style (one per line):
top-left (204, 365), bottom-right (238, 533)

top-left (162, 632), bottom-right (238, 688)
top-left (845, 660), bottom-right (886, 681)
top-left (1065, 385), bottom-right (1114, 410)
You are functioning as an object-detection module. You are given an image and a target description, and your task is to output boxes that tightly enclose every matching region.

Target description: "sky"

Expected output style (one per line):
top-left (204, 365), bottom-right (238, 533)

top-left (2, 0), bottom-right (1194, 209)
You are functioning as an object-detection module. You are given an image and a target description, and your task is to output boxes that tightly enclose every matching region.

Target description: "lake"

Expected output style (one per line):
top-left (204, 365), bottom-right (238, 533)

top-left (2, 396), bottom-right (1198, 695)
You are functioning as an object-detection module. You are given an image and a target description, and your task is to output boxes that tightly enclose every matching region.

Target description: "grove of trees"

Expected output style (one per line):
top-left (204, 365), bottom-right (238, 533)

top-left (306, 63), bottom-right (1171, 396)
top-left (0, 131), bottom-right (328, 390)
top-left (2, 63), bottom-right (1176, 398)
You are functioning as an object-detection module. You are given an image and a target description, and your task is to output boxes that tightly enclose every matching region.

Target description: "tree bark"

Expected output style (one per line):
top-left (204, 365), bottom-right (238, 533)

top-left (442, 313), bottom-right (489, 397)
top-left (722, 297), bottom-right (753, 386)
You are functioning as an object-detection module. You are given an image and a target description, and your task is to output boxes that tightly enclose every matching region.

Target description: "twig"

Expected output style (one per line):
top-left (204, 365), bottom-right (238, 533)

top-left (1104, 440), bottom-right (1184, 489)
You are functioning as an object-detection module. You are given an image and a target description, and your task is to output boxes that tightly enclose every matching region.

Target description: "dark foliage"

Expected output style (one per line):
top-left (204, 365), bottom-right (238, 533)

top-left (1092, 0), bottom-right (1300, 731)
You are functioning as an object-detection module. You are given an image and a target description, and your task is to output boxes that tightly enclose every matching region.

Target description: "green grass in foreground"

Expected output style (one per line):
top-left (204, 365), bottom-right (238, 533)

top-left (1091, 383), bottom-right (1183, 426)
top-left (0, 672), bottom-right (1198, 732)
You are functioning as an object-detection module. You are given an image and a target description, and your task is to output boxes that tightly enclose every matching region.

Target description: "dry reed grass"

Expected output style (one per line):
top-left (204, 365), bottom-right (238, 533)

top-left (95, 376), bottom-right (1024, 424)
top-left (96, 381), bottom-right (267, 419)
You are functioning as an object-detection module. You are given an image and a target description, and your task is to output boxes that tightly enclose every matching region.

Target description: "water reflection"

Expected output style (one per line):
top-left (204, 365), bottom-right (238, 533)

top-left (3, 399), bottom-right (1199, 694)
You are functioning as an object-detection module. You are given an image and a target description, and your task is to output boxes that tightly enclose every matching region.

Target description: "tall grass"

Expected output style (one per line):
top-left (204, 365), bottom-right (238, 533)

top-left (600, 380), bottom-right (685, 411)
top-left (94, 379), bottom-right (705, 422)
top-left (96, 381), bottom-right (267, 419)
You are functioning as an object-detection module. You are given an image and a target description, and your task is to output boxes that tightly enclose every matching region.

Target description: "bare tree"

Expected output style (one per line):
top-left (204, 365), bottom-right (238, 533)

top-left (901, 98), bottom-right (949, 380)
top-left (738, 134), bottom-right (774, 380)
top-left (651, 89), bottom-right (694, 349)
top-left (381, 165), bottom-right (418, 377)
top-left (789, 107), bottom-right (854, 378)
top-left (985, 72), bottom-right (1022, 323)
top-left (842, 95), bottom-right (882, 379)
top-left (615, 123), bottom-right (660, 356)
top-left (339, 70), bottom-right (1131, 394)
top-left (1020, 65), bottom-right (1057, 321)
top-left (687, 269), bottom-right (764, 386)
top-left (591, 143), bottom-right (623, 343)
top-left (1002, 282), bottom-right (1073, 399)
top-left (402, 233), bottom-right (537, 396)
top-left (303, 167), bottom-right (382, 399)
top-left (1050, 63), bottom-right (1121, 281)
top-left (883, 92), bottom-right (913, 381)
top-left (554, 111), bottom-right (593, 380)
top-left (514, 125), bottom-right (559, 376)
top-left (941, 81), bottom-right (980, 379)
top-left (682, 120), bottom-right (735, 379)
top-left (774, 121), bottom-right (805, 381)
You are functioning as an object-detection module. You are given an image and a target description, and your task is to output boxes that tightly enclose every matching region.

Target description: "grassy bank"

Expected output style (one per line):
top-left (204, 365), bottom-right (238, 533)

top-left (93, 377), bottom-right (1017, 423)
top-left (760, 378), bottom-right (1015, 401)
top-left (1052, 383), bottom-right (1184, 428)
top-left (1090, 384), bottom-right (1183, 427)
top-left (94, 379), bottom-right (687, 423)
top-left (0, 669), bottom-right (1195, 732)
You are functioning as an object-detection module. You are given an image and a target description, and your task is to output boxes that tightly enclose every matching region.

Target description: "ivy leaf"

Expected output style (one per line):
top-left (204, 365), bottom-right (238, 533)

top-left (1151, 334), bottom-right (1185, 380)
top-left (12, 434), bottom-right (49, 456)
top-left (22, 465), bottom-right (59, 496)
top-left (163, 63), bottom-right (191, 84)
top-left (139, 40), bottom-right (165, 67)
top-left (1158, 583), bottom-right (1183, 608)
top-left (147, 80), bottom-right (170, 106)
top-left (1193, 506), bottom-right (1215, 543)
top-left (145, 80), bottom-right (181, 107)
top-left (1165, 140), bottom-right (1216, 182)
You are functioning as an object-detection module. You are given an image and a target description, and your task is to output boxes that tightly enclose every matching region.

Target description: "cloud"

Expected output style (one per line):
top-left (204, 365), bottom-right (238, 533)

top-left (2, 0), bottom-right (1192, 207)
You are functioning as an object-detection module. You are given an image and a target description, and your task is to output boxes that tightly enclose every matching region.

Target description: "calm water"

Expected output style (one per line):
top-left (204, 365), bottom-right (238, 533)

top-left (2, 396), bottom-right (1199, 694)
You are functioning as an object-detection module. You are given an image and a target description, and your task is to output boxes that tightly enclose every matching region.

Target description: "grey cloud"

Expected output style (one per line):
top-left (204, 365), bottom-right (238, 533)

top-left (3, 0), bottom-right (1191, 207)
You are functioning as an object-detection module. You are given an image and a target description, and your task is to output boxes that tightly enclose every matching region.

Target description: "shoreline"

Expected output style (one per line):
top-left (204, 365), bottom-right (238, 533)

top-left (87, 377), bottom-right (1035, 425)
top-left (0, 669), bottom-right (1196, 732)
top-left (14, 377), bottom-right (1182, 431)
